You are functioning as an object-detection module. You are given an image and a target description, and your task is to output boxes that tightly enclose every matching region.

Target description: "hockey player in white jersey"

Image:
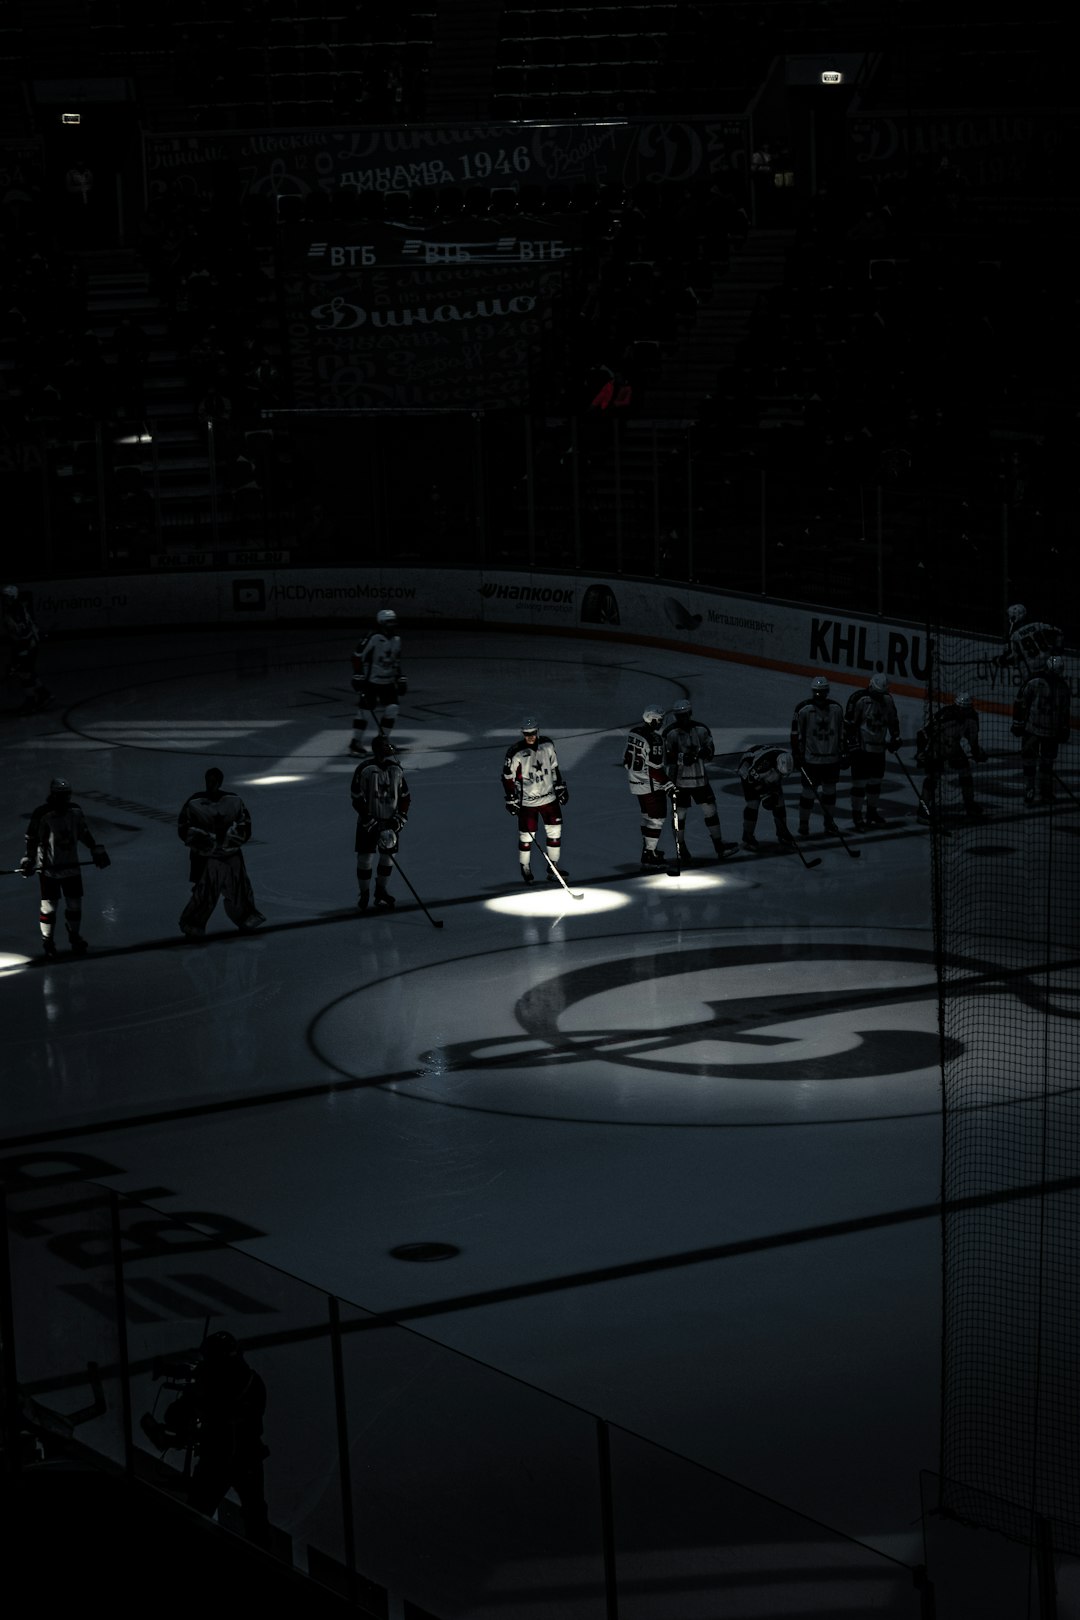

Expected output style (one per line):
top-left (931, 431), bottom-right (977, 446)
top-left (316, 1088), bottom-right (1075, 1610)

top-left (662, 701), bottom-right (739, 862)
top-left (844, 673), bottom-right (901, 829)
top-left (996, 604), bottom-right (1064, 680)
top-left (623, 704), bottom-right (672, 866)
top-left (350, 609), bottom-right (404, 756)
top-left (1012, 654), bottom-right (1072, 805)
top-left (790, 675), bottom-right (846, 835)
top-left (502, 718), bottom-right (569, 883)
top-left (737, 745), bottom-right (796, 851)
top-left (351, 733), bottom-right (411, 909)
top-left (2, 584), bottom-right (51, 713)
top-left (21, 778), bottom-right (110, 957)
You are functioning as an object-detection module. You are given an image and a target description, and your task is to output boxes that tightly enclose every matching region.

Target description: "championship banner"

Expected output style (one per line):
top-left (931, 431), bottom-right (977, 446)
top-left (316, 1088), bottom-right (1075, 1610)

top-left (280, 220), bottom-right (579, 408)
top-left (143, 118), bottom-right (749, 208)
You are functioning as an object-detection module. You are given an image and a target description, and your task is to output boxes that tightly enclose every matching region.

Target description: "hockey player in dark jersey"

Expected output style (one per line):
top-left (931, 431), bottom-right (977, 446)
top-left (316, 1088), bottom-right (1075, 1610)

top-left (915, 694), bottom-right (987, 820)
top-left (790, 676), bottom-right (846, 835)
top-left (844, 673), bottom-right (901, 829)
top-left (350, 609), bottom-right (404, 756)
top-left (1012, 654), bottom-right (1072, 805)
top-left (502, 718), bottom-right (569, 883)
top-left (662, 701), bottom-right (739, 862)
top-left (737, 745), bottom-right (796, 851)
top-left (623, 704), bottom-right (672, 866)
top-left (351, 733), bottom-right (411, 910)
top-left (2, 584), bottom-right (51, 713)
top-left (996, 604), bottom-right (1064, 680)
top-left (20, 778), bottom-right (110, 957)
top-left (177, 768), bottom-right (266, 936)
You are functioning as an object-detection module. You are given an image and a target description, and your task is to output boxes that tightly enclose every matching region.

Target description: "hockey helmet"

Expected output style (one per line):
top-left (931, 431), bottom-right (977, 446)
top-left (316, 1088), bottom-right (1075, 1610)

top-left (2, 584), bottom-right (18, 599)
top-left (776, 750), bottom-right (793, 776)
top-left (811, 675), bottom-right (830, 695)
top-left (642, 704), bottom-right (665, 726)
top-left (868, 673), bottom-right (889, 693)
top-left (205, 766), bottom-right (225, 790)
top-left (1046, 655), bottom-right (1065, 674)
top-left (672, 699), bottom-right (693, 718)
top-left (954, 692), bottom-right (973, 708)
top-left (377, 827), bottom-right (399, 854)
top-left (1006, 603), bottom-right (1027, 625)
top-left (376, 609), bottom-right (398, 629)
top-left (370, 734), bottom-right (394, 759)
top-left (48, 777), bottom-right (72, 798)
top-left (201, 1330), bottom-right (240, 1362)
top-left (520, 716), bottom-right (539, 736)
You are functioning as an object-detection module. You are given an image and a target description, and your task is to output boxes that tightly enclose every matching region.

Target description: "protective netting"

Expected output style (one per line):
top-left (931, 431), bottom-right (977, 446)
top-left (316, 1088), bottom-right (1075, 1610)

top-left (928, 624), bottom-right (1080, 1552)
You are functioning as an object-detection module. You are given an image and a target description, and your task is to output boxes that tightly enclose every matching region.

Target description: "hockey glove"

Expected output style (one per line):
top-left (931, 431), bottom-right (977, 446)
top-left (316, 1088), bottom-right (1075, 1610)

top-left (363, 817), bottom-right (380, 835)
top-left (92, 846), bottom-right (111, 868)
top-left (351, 675), bottom-right (369, 696)
top-left (18, 855), bottom-right (33, 877)
top-left (682, 748), bottom-right (698, 766)
top-left (1011, 723), bottom-right (1025, 738)
top-left (887, 739), bottom-right (900, 753)
top-left (504, 798), bottom-right (521, 816)
top-left (556, 784), bottom-right (569, 806)
top-left (395, 677), bottom-right (408, 696)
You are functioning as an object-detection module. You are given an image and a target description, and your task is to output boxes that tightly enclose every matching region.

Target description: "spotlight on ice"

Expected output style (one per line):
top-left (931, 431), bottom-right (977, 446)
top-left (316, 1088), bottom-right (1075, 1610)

top-left (0, 952), bottom-right (35, 976)
top-left (242, 774), bottom-right (308, 786)
top-left (485, 888), bottom-right (631, 919)
top-left (640, 872), bottom-right (747, 892)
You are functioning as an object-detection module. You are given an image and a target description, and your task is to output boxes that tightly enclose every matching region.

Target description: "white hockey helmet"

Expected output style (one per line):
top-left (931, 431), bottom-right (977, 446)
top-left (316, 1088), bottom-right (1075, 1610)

top-left (1007, 603), bottom-right (1026, 625)
top-left (376, 609), bottom-right (398, 629)
top-left (1045, 654), bottom-right (1065, 674)
top-left (954, 692), bottom-right (973, 708)
top-left (2, 584), bottom-right (18, 599)
top-left (642, 704), bottom-right (665, 726)
top-left (377, 827), bottom-right (399, 854)
top-left (672, 699), bottom-right (693, 718)
top-left (521, 716), bottom-right (539, 735)
top-left (811, 675), bottom-right (830, 695)
top-left (868, 673), bottom-right (889, 693)
top-left (776, 750), bottom-right (793, 776)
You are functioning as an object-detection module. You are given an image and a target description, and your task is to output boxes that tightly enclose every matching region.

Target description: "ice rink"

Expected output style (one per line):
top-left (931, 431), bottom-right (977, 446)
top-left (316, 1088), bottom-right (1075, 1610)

top-left (3, 622), bottom-right (956, 1599)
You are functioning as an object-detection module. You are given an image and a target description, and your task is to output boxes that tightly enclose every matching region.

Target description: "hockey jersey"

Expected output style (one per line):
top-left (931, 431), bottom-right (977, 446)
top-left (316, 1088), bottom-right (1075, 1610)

top-left (351, 758), bottom-right (410, 823)
top-left (1002, 618), bottom-right (1063, 674)
top-left (845, 689), bottom-right (900, 754)
top-left (663, 721), bottom-right (715, 790)
top-left (502, 736), bottom-right (563, 808)
top-left (2, 595), bottom-right (40, 649)
top-left (738, 744), bottom-right (788, 790)
top-left (790, 697), bottom-right (846, 765)
top-left (353, 630), bottom-right (401, 688)
top-left (177, 789), bottom-right (253, 855)
top-left (1014, 671), bottom-right (1071, 740)
top-left (623, 723), bottom-right (667, 795)
top-left (918, 705), bottom-right (982, 761)
top-left (26, 800), bottom-right (101, 878)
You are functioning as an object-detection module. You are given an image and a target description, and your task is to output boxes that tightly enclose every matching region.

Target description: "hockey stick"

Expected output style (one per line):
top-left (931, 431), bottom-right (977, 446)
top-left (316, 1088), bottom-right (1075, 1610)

top-left (388, 854), bottom-right (444, 928)
top-left (787, 832), bottom-right (822, 871)
top-left (890, 747), bottom-right (935, 821)
top-left (799, 767), bottom-right (861, 859)
top-left (5, 860), bottom-right (97, 878)
top-left (526, 830), bottom-right (583, 899)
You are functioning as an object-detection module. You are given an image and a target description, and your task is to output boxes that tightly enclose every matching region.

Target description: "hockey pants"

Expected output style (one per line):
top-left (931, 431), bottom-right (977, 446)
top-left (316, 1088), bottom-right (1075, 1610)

top-left (180, 852), bottom-right (262, 931)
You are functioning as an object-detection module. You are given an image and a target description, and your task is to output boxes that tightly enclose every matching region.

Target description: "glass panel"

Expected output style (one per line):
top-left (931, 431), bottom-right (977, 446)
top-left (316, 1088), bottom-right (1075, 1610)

top-left (6, 1179), bottom-right (126, 1468)
top-left (340, 1304), bottom-right (607, 1619)
top-left (609, 1424), bottom-right (920, 1618)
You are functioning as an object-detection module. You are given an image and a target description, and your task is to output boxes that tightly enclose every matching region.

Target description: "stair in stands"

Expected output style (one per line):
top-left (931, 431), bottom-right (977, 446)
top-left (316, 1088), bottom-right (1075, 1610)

top-left (425, 0), bottom-right (502, 118)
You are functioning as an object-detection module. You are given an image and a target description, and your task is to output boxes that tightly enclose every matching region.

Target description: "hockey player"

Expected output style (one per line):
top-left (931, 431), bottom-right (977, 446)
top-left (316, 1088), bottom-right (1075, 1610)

top-left (737, 745), bottom-right (796, 851)
top-left (20, 778), bottom-right (110, 958)
top-left (662, 700), bottom-right (739, 862)
top-left (2, 584), bottom-right (51, 713)
top-left (790, 675), bottom-right (846, 835)
top-left (351, 733), bottom-right (411, 910)
top-left (844, 673), bottom-right (901, 829)
top-left (350, 609), bottom-right (404, 756)
top-left (996, 604), bottom-right (1064, 680)
top-left (1012, 654), bottom-right (1071, 805)
top-left (915, 694), bottom-right (987, 820)
top-left (177, 768), bottom-right (266, 936)
top-left (623, 704), bottom-right (672, 866)
top-left (502, 718), bottom-right (568, 883)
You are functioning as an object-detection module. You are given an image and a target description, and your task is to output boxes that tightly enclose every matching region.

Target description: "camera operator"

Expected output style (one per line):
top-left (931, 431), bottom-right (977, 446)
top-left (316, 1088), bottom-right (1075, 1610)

top-left (141, 1330), bottom-right (269, 1541)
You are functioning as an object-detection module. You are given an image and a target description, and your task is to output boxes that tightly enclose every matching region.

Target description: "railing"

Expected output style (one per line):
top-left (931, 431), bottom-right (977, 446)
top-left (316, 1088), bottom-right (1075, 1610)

top-left (10, 411), bottom-right (1067, 643)
top-left (3, 1179), bottom-right (924, 1617)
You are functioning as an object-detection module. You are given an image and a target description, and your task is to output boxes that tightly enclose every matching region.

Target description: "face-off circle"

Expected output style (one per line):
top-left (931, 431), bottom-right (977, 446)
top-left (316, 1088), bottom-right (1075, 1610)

top-left (311, 929), bottom-right (1003, 1127)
